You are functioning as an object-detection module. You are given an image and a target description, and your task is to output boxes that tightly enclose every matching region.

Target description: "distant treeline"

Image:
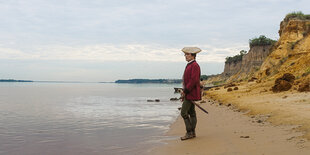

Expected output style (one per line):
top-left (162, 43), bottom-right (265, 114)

top-left (0, 79), bottom-right (33, 82)
top-left (115, 79), bottom-right (182, 84)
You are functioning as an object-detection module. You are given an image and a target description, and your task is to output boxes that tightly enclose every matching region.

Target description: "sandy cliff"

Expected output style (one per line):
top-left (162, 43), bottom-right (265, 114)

top-left (257, 19), bottom-right (310, 82)
top-left (204, 14), bottom-right (310, 140)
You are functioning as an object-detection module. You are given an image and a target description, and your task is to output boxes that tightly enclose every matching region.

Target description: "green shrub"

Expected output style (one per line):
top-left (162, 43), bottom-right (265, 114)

top-left (284, 11), bottom-right (310, 22)
top-left (225, 50), bottom-right (247, 64)
top-left (249, 35), bottom-right (276, 48)
top-left (201, 75), bottom-right (211, 80)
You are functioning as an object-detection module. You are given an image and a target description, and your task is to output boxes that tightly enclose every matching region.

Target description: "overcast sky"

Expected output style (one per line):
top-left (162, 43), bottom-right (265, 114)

top-left (0, 0), bottom-right (309, 82)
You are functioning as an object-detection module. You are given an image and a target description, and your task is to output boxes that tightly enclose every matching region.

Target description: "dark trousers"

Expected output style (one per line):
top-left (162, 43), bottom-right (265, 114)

top-left (181, 99), bottom-right (197, 133)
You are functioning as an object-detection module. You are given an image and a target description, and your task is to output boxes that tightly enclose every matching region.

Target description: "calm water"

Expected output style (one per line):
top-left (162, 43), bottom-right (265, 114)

top-left (0, 82), bottom-right (181, 155)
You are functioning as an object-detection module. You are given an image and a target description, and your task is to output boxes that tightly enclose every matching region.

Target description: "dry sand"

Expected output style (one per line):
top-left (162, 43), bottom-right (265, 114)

top-left (150, 95), bottom-right (310, 155)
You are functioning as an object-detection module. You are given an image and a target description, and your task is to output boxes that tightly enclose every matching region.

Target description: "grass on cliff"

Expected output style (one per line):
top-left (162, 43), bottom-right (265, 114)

top-left (284, 11), bottom-right (310, 21)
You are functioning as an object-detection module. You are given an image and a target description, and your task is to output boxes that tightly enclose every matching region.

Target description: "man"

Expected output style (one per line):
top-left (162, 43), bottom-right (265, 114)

top-left (180, 47), bottom-right (201, 141)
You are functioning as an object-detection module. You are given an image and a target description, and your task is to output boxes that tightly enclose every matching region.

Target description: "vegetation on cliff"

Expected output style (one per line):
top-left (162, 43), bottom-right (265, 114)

top-left (284, 11), bottom-right (310, 22)
top-left (249, 35), bottom-right (276, 48)
top-left (225, 50), bottom-right (247, 64)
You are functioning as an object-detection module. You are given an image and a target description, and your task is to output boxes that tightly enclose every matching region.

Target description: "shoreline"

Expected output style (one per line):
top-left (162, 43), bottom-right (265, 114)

top-left (149, 95), bottom-right (310, 155)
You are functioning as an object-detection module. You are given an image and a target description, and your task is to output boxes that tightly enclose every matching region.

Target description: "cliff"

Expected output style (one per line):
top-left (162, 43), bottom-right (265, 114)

top-left (206, 13), bottom-right (310, 86)
top-left (223, 45), bottom-right (273, 82)
top-left (257, 18), bottom-right (310, 81)
top-left (203, 13), bottom-right (310, 142)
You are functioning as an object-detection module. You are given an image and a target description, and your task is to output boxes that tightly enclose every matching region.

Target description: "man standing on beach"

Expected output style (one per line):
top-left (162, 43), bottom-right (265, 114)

top-left (180, 47), bottom-right (201, 141)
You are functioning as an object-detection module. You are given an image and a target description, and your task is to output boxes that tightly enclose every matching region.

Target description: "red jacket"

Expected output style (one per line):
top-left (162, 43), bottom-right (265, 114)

top-left (183, 60), bottom-right (201, 101)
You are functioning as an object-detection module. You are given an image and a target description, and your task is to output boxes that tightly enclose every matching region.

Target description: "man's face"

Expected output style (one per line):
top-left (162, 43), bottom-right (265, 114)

top-left (184, 53), bottom-right (194, 62)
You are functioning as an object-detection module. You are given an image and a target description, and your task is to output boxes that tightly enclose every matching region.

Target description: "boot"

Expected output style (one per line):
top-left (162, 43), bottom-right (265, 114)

top-left (180, 118), bottom-right (193, 140)
top-left (180, 132), bottom-right (193, 141)
top-left (190, 116), bottom-right (197, 137)
top-left (191, 130), bottom-right (196, 138)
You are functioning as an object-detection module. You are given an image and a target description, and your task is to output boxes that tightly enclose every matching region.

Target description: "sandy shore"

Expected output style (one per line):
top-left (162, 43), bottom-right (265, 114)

top-left (150, 95), bottom-right (310, 155)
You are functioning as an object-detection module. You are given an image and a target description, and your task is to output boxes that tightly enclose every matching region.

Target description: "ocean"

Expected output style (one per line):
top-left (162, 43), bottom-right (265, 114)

top-left (0, 82), bottom-right (181, 155)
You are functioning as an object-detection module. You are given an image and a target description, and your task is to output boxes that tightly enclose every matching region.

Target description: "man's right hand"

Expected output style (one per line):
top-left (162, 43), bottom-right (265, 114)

top-left (181, 91), bottom-right (185, 101)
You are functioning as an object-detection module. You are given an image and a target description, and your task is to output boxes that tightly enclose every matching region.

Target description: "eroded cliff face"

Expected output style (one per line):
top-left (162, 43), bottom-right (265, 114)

top-left (257, 19), bottom-right (310, 80)
top-left (223, 61), bottom-right (242, 76)
top-left (222, 45), bottom-right (272, 82)
top-left (206, 17), bottom-right (310, 86)
top-left (241, 45), bottom-right (272, 73)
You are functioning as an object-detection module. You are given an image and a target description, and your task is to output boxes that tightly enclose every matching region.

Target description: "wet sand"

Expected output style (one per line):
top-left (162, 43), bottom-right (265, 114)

top-left (150, 98), bottom-right (310, 155)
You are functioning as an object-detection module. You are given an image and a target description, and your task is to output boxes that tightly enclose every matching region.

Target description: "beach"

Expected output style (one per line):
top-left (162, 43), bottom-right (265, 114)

top-left (150, 82), bottom-right (310, 155)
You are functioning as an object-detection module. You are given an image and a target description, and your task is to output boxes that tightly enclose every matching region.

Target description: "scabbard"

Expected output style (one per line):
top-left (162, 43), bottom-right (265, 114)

top-left (193, 101), bottom-right (208, 114)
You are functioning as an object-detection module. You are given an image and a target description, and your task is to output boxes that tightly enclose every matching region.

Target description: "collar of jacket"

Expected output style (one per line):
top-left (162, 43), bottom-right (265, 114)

top-left (186, 60), bottom-right (196, 66)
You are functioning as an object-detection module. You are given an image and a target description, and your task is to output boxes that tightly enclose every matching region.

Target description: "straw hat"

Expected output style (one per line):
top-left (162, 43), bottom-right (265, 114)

top-left (181, 47), bottom-right (201, 54)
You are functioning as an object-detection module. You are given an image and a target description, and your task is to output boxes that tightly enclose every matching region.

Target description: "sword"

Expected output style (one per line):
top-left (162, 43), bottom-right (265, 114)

top-left (192, 101), bottom-right (209, 114)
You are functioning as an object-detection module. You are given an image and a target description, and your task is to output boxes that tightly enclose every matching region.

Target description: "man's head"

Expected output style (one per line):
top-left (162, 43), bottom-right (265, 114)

top-left (184, 53), bottom-right (196, 62)
top-left (181, 47), bottom-right (201, 62)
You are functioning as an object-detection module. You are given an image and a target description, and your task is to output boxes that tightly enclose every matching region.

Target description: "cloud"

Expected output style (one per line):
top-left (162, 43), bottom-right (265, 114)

top-left (0, 43), bottom-right (247, 63)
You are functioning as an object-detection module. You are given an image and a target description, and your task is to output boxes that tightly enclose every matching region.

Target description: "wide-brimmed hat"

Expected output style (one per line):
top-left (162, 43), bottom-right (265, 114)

top-left (181, 47), bottom-right (201, 54)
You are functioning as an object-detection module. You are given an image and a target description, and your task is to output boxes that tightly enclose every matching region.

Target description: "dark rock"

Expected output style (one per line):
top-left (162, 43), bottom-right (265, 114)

top-left (265, 68), bottom-right (271, 76)
top-left (219, 103), bottom-right (223, 106)
top-left (281, 73), bottom-right (295, 83)
top-left (155, 99), bottom-right (160, 102)
top-left (227, 88), bottom-right (233, 92)
top-left (240, 136), bottom-right (250, 138)
top-left (174, 88), bottom-right (183, 93)
top-left (224, 83), bottom-right (236, 88)
top-left (298, 80), bottom-right (310, 92)
top-left (170, 97), bottom-right (179, 101)
top-left (233, 87), bottom-right (239, 90)
top-left (257, 120), bottom-right (263, 123)
top-left (272, 80), bottom-right (292, 92)
top-left (215, 87), bottom-right (220, 90)
top-left (248, 77), bottom-right (258, 82)
top-left (272, 73), bottom-right (295, 92)
top-left (227, 103), bottom-right (232, 107)
top-left (147, 100), bottom-right (154, 102)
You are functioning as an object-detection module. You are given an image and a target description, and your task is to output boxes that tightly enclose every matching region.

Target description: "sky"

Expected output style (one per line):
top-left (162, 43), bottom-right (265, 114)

top-left (0, 0), bottom-right (309, 82)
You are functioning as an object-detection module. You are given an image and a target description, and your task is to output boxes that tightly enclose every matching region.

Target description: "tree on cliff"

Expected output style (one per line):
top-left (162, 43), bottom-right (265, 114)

top-left (225, 50), bottom-right (247, 64)
top-left (249, 35), bottom-right (276, 48)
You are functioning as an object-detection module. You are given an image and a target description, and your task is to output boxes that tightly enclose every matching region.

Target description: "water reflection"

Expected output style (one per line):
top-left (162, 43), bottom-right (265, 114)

top-left (0, 83), bottom-right (180, 155)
